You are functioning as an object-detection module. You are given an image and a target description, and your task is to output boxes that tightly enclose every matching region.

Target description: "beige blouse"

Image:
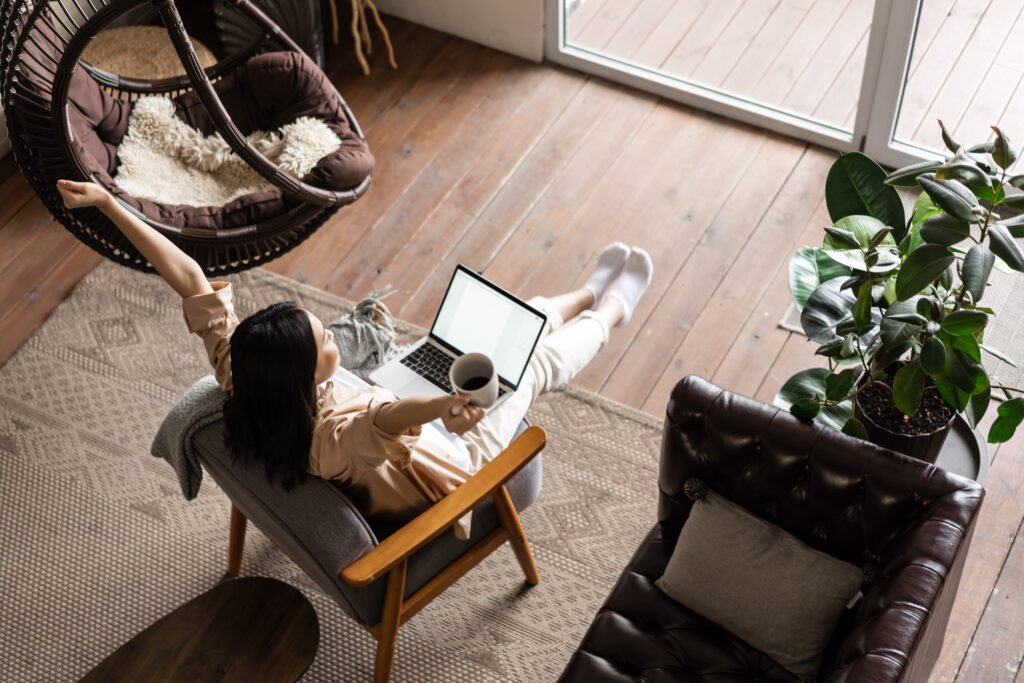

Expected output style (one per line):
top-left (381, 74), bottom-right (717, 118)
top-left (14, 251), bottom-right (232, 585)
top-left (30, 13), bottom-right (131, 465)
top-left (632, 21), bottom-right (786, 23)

top-left (183, 282), bottom-right (475, 537)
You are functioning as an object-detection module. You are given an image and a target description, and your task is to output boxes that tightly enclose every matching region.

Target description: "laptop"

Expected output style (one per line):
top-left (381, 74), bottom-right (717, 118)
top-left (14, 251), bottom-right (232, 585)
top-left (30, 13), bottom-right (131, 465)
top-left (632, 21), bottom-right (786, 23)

top-left (370, 265), bottom-right (547, 410)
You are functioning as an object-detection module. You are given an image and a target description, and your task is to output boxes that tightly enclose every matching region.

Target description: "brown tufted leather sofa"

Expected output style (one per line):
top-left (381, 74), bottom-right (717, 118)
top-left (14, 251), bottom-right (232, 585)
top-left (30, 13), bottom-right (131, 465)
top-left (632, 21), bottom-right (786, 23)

top-left (559, 376), bottom-right (984, 682)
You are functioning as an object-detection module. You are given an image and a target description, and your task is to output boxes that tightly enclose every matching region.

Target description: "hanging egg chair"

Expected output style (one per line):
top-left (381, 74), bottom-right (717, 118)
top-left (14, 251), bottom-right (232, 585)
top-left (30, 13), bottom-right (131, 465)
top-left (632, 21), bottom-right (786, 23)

top-left (1, 0), bottom-right (374, 274)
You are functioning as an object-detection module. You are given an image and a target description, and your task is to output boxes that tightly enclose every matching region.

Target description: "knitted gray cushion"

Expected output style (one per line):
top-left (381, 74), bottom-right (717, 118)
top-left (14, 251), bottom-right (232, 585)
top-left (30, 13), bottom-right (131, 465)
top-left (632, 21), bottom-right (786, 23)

top-left (656, 486), bottom-right (863, 678)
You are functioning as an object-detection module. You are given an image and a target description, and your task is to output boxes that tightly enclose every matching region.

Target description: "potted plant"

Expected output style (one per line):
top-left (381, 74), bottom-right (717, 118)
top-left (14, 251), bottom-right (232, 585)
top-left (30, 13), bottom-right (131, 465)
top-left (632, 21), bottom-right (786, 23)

top-left (778, 123), bottom-right (1024, 461)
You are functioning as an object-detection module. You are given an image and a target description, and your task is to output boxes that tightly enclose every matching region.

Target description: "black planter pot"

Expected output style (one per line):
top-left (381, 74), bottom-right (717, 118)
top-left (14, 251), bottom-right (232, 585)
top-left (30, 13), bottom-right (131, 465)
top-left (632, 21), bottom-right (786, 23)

top-left (854, 392), bottom-right (955, 464)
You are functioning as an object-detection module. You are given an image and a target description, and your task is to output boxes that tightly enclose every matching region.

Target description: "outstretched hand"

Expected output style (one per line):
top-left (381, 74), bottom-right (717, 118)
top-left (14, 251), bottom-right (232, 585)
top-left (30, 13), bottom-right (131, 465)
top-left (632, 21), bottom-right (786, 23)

top-left (56, 179), bottom-right (111, 210)
top-left (438, 395), bottom-right (485, 435)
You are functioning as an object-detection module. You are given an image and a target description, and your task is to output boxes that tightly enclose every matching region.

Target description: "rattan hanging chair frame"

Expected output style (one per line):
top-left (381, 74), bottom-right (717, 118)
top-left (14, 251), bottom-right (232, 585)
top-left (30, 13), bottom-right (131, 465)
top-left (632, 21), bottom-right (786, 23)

top-left (1, 0), bottom-right (371, 274)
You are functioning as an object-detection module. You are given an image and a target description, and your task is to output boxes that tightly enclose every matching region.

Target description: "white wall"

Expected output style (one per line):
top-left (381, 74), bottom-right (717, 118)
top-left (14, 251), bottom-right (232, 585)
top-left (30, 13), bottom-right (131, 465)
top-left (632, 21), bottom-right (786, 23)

top-left (373, 0), bottom-right (544, 62)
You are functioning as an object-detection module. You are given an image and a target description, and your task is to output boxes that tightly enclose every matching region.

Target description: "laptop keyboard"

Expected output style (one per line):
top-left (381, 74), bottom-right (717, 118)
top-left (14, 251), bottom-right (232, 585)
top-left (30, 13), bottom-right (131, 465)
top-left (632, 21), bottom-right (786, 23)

top-left (400, 345), bottom-right (507, 399)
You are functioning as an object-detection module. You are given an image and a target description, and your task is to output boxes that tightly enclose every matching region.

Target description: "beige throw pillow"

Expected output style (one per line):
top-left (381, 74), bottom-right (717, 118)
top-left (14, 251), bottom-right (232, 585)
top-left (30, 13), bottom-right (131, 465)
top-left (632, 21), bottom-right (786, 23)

top-left (656, 486), bottom-right (863, 678)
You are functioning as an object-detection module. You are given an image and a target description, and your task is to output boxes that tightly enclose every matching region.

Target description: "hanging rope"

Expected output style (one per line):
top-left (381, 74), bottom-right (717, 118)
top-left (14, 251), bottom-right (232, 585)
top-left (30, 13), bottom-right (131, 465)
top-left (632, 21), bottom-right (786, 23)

top-left (326, 0), bottom-right (397, 75)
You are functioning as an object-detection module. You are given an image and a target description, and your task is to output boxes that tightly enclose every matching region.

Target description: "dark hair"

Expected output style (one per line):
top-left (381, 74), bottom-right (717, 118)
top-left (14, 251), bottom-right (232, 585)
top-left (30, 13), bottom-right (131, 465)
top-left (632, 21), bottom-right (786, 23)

top-left (223, 301), bottom-right (317, 490)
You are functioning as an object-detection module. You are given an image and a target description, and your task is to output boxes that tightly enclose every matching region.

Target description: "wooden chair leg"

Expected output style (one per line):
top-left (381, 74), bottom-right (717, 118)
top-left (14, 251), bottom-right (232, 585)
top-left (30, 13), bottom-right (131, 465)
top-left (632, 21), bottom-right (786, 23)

top-left (493, 486), bottom-right (540, 586)
top-left (227, 504), bottom-right (247, 577)
top-left (373, 559), bottom-right (407, 683)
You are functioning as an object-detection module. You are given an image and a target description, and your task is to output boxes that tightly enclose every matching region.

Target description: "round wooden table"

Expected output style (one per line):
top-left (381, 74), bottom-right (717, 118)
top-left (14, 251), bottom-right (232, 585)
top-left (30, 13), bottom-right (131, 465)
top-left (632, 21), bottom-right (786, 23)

top-left (80, 577), bottom-right (319, 683)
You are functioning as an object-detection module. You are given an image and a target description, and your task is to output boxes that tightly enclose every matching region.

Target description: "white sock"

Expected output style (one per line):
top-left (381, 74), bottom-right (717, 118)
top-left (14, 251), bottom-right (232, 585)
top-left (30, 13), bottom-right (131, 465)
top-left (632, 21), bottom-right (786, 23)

top-left (605, 247), bottom-right (653, 326)
top-left (583, 242), bottom-right (629, 308)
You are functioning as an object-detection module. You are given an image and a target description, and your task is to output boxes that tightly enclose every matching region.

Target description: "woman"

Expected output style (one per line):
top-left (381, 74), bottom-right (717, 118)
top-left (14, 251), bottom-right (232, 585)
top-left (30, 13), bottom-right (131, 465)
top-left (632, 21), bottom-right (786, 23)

top-left (56, 179), bottom-right (653, 537)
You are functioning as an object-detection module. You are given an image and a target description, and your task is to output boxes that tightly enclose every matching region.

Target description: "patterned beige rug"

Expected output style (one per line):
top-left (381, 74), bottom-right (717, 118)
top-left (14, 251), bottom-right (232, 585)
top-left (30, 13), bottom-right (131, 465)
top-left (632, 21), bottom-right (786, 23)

top-left (0, 262), bottom-right (666, 682)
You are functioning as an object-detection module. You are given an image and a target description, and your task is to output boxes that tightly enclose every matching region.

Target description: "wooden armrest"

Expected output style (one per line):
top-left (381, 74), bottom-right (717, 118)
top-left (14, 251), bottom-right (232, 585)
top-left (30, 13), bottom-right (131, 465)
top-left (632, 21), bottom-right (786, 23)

top-left (340, 425), bottom-right (546, 587)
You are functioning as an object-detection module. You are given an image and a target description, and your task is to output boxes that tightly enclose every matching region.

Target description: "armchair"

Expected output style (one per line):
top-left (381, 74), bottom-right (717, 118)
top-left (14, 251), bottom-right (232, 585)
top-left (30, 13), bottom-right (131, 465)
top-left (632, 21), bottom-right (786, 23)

top-left (560, 376), bottom-right (984, 682)
top-left (191, 414), bottom-right (545, 683)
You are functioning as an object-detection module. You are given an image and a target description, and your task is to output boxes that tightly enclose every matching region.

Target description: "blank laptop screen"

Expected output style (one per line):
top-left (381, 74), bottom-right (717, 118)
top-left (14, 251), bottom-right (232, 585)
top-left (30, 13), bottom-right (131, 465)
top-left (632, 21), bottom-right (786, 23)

top-left (431, 267), bottom-right (546, 387)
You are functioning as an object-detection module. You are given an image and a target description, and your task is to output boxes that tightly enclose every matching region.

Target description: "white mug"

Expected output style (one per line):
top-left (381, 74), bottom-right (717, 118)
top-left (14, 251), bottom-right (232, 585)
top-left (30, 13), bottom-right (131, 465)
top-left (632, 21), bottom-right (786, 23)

top-left (448, 352), bottom-right (498, 415)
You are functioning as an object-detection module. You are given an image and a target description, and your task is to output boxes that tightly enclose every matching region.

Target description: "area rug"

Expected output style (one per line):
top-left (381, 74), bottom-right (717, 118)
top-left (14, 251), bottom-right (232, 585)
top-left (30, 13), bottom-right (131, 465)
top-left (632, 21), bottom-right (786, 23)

top-left (0, 262), bottom-right (665, 682)
top-left (778, 265), bottom-right (1024, 392)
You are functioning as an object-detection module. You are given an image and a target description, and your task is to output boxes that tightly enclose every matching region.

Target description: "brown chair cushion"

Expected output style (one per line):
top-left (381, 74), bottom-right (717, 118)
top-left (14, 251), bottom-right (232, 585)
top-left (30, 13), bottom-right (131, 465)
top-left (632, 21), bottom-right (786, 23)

top-left (67, 51), bottom-right (374, 231)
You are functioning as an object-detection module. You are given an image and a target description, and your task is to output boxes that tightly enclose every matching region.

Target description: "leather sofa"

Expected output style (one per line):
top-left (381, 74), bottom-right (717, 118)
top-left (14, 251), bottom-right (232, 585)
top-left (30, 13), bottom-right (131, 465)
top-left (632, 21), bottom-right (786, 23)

top-left (559, 376), bottom-right (984, 682)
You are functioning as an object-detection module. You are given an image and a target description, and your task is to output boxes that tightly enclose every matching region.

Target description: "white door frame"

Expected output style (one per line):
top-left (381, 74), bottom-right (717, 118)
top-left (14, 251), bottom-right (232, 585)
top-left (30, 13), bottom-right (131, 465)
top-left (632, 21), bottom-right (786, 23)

top-left (545, 0), bottom-right (938, 167)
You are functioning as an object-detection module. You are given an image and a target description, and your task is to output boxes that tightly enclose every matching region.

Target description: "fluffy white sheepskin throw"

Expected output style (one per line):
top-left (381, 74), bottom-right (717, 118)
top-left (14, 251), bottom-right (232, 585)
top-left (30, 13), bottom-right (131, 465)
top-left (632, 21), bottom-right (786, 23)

top-left (113, 96), bottom-right (341, 207)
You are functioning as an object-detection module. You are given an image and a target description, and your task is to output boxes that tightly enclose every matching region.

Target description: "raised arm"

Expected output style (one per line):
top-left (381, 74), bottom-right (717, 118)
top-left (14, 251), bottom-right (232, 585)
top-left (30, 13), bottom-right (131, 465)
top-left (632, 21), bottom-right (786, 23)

top-left (57, 180), bottom-right (213, 300)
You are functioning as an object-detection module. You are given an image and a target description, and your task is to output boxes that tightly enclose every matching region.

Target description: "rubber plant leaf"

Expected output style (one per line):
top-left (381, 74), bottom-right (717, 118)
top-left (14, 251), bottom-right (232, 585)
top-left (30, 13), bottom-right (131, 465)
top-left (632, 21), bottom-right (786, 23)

top-left (894, 244), bottom-right (955, 301)
top-left (826, 152), bottom-right (906, 232)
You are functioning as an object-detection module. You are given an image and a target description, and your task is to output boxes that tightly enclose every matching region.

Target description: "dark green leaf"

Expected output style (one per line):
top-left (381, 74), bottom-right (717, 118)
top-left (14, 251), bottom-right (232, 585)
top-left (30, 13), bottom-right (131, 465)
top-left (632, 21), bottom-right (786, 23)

top-left (1003, 193), bottom-right (1024, 211)
top-left (887, 312), bottom-right (929, 325)
top-left (1008, 175), bottom-right (1024, 190)
top-left (836, 318), bottom-right (861, 336)
top-left (920, 213), bottom-right (972, 246)
top-left (948, 349), bottom-right (988, 394)
top-left (934, 372), bottom-right (971, 411)
top-left (775, 368), bottom-right (853, 430)
top-left (885, 159), bottom-right (943, 187)
top-left (791, 398), bottom-right (821, 421)
top-left (939, 263), bottom-right (955, 291)
top-left (894, 244), bottom-right (955, 301)
top-left (815, 339), bottom-right (845, 358)
top-left (826, 153), bottom-right (906, 229)
top-left (988, 223), bottom-right (1024, 271)
top-left (951, 334), bottom-right (982, 363)
top-left (893, 361), bottom-right (926, 415)
top-left (936, 160), bottom-right (992, 187)
top-left (938, 119), bottom-right (960, 153)
top-left (992, 125), bottom-right (1017, 169)
top-left (800, 278), bottom-right (856, 343)
top-left (874, 341), bottom-right (912, 370)
top-left (974, 182), bottom-right (1005, 204)
top-left (824, 226), bottom-right (861, 249)
top-left (789, 247), bottom-right (852, 311)
top-left (940, 310), bottom-right (988, 336)
top-left (962, 244), bottom-right (995, 302)
top-left (841, 417), bottom-right (869, 440)
top-left (921, 336), bottom-right (947, 376)
top-left (965, 387), bottom-right (990, 430)
top-left (917, 174), bottom-right (981, 222)
top-left (867, 227), bottom-right (893, 251)
top-left (989, 398), bottom-right (1024, 443)
top-left (840, 275), bottom-right (866, 291)
top-left (917, 297), bottom-right (940, 320)
top-left (826, 368), bottom-right (859, 401)
top-left (880, 299), bottom-right (925, 348)
top-left (854, 281), bottom-right (873, 332)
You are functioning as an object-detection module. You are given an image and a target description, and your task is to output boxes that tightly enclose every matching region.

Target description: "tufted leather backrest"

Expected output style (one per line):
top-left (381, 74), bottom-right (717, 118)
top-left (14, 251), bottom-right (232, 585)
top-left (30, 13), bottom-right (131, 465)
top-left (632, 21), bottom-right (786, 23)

top-left (660, 376), bottom-right (984, 681)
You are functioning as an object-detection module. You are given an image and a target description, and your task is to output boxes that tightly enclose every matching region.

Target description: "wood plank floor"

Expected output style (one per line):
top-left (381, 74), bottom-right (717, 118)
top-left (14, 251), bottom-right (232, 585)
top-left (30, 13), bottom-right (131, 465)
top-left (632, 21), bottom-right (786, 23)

top-left (566, 0), bottom-right (1024, 147)
top-left (1, 16), bottom-right (1022, 682)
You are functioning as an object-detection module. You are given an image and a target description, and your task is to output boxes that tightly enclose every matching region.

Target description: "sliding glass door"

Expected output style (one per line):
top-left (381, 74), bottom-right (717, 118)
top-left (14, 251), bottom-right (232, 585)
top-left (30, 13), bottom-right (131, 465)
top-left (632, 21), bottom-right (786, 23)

top-left (547, 0), bottom-right (1024, 166)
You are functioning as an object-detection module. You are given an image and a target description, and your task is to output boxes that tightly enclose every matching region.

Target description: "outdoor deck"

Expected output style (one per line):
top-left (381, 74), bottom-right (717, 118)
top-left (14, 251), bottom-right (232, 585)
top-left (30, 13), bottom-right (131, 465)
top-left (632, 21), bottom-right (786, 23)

top-left (0, 14), bottom-right (1022, 681)
top-left (567, 0), bottom-right (1024, 148)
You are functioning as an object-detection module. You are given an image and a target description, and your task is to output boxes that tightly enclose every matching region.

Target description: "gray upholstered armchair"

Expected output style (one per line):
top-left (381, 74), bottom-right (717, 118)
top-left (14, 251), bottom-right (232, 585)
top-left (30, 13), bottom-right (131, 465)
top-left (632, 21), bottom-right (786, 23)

top-left (192, 417), bottom-right (545, 683)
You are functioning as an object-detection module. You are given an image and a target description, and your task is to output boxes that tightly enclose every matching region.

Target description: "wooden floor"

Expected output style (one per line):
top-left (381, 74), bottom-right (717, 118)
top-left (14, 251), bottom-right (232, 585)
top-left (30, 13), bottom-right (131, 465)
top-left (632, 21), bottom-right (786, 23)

top-left (567, 0), bottom-right (1024, 148)
top-left (1, 16), bottom-right (1022, 682)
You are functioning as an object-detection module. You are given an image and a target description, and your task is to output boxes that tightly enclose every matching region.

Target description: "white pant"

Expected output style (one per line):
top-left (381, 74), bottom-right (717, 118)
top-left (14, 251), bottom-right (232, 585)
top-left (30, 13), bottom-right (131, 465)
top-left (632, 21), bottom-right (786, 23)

top-left (459, 296), bottom-right (610, 471)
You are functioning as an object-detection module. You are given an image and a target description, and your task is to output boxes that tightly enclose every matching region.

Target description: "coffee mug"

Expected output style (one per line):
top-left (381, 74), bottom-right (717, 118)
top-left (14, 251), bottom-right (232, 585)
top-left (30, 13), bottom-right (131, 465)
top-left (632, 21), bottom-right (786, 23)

top-left (448, 352), bottom-right (498, 415)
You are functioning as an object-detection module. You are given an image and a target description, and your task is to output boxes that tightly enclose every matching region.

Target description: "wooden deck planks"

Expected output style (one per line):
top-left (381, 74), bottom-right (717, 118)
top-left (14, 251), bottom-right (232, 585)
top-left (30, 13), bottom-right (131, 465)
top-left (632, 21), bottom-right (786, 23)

top-left (384, 78), bottom-right (648, 325)
top-left (634, 147), bottom-right (834, 413)
top-left (573, 133), bottom-right (805, 393)
top-left (894, 0), bottom-right (992, 144)
top-left (711, 197), bottom-right (830, 398)
top-left (267, 40), bottom-right (505, 286)
top-left (320, 61), bottom-right (571, 300)
top-left (912, 0), bottom-right (1023, 144)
